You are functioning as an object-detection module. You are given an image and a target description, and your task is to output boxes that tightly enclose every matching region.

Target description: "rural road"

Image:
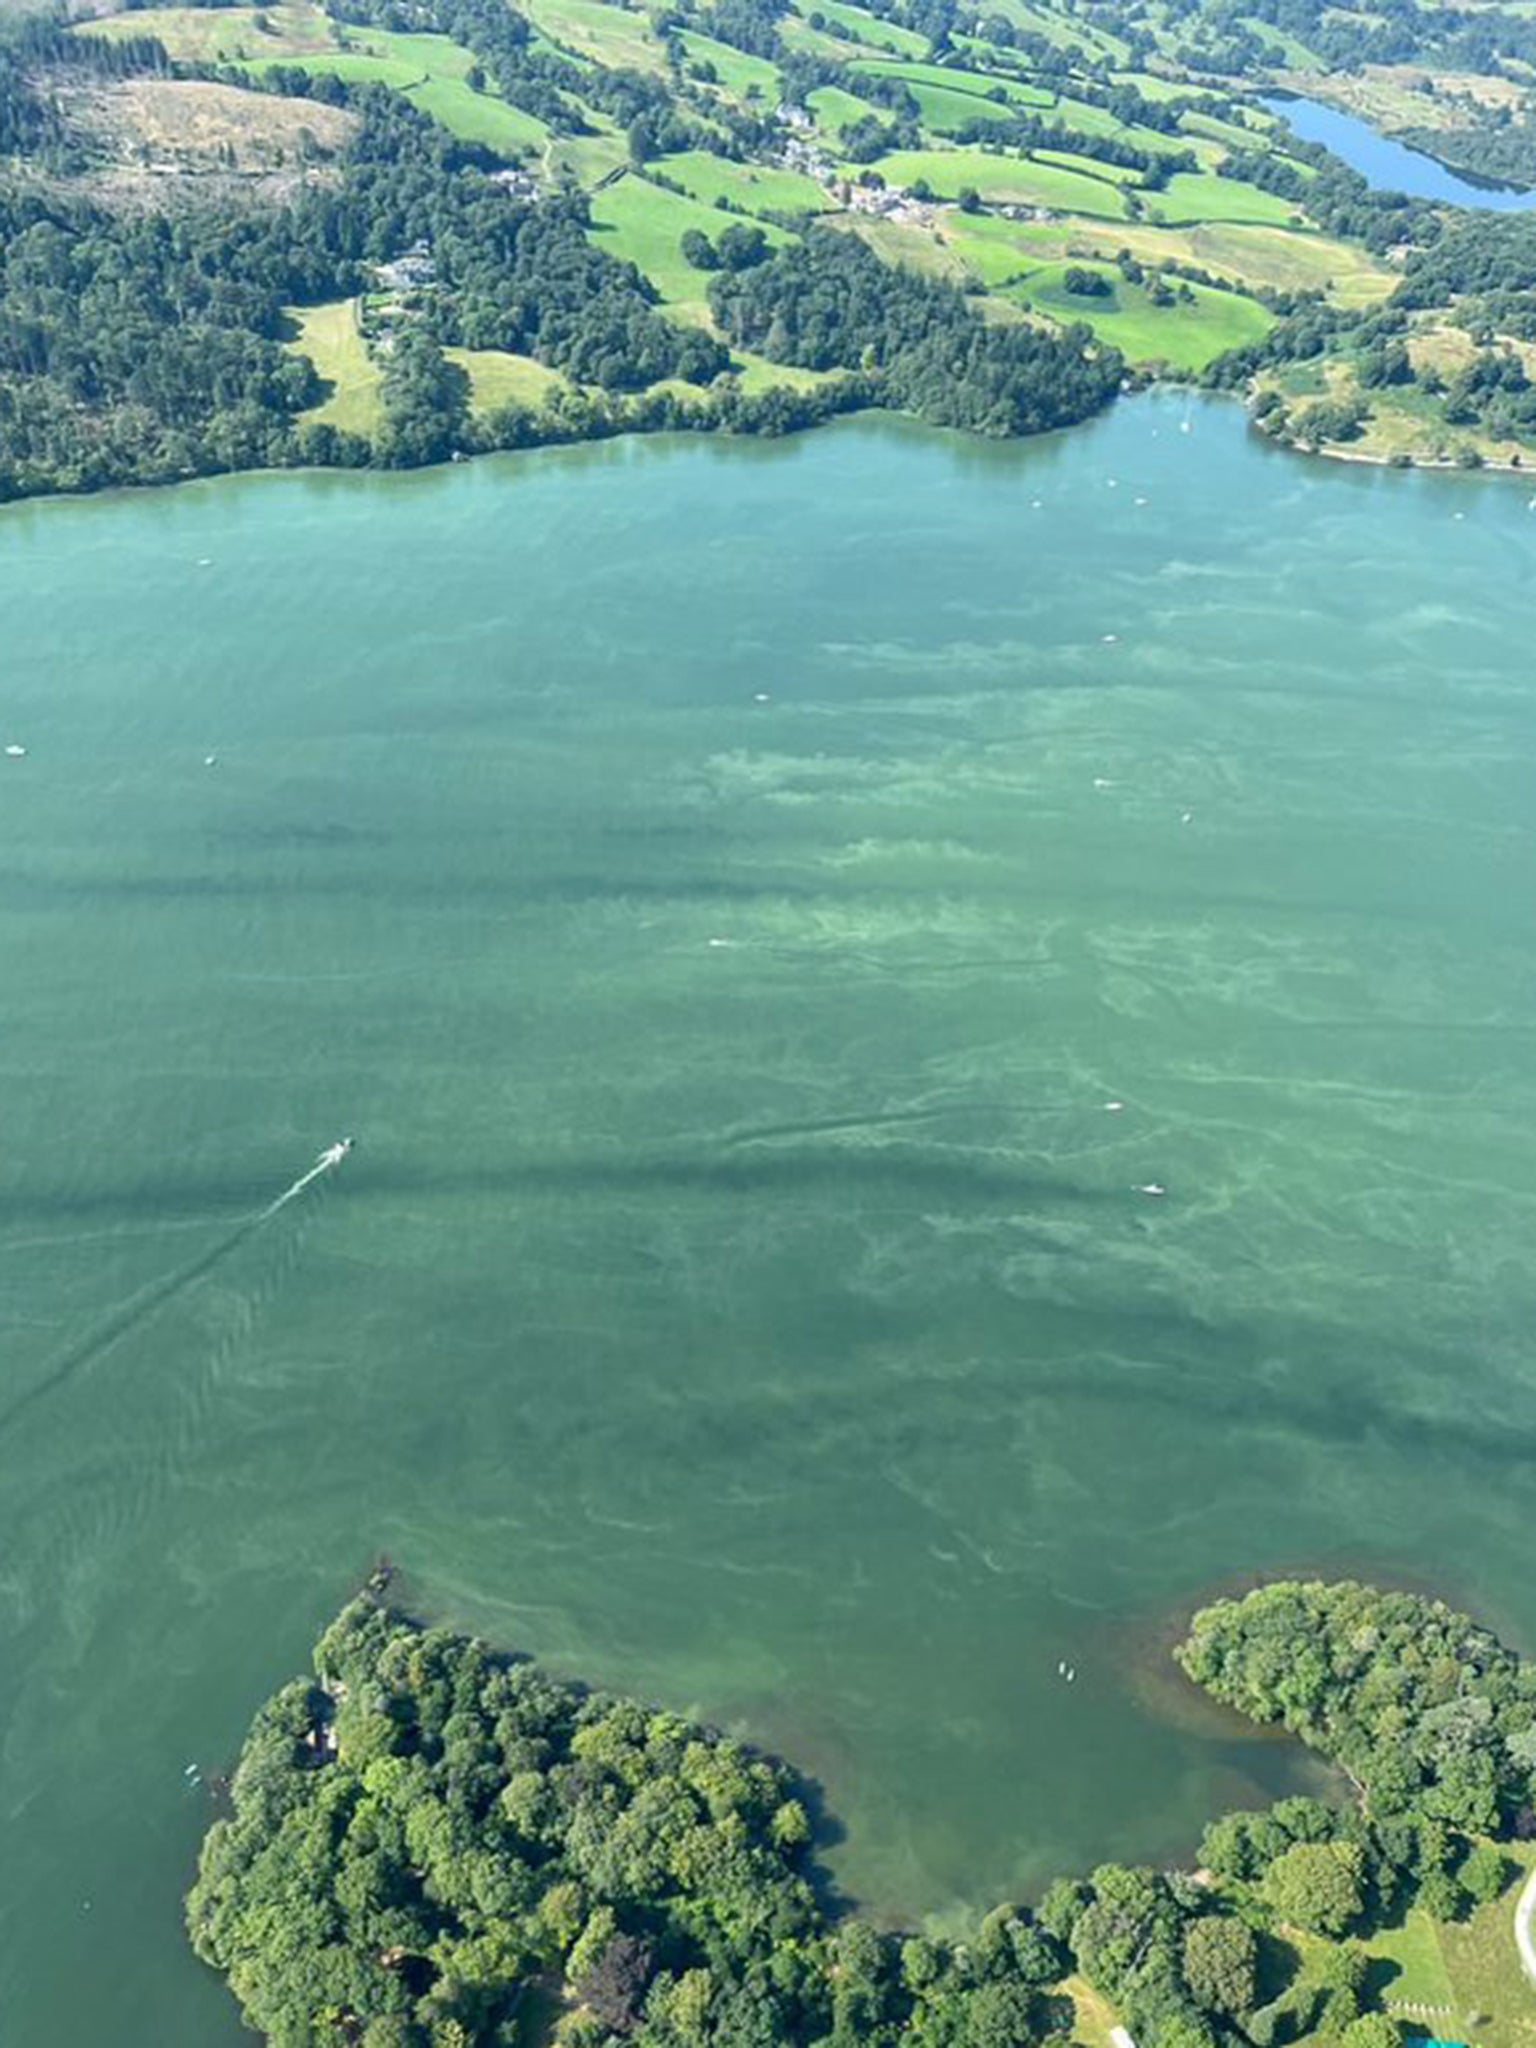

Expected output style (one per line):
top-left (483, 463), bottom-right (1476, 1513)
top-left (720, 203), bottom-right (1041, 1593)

top-left (1515, 1860), bottom-right (1536, 1986)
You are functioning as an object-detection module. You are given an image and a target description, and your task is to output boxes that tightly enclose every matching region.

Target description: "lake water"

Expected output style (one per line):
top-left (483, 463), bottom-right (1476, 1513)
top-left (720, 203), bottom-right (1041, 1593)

top-left (4, 396), bottom-right (1536, 2042)
top-left (1265, 91), bottom-right (1536, 210)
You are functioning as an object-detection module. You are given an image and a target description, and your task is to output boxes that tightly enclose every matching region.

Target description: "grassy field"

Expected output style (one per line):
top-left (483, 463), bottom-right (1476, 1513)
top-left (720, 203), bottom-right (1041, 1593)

top-left (589, 173), bottom-right (790, 309)
top-left (290, 301), bottom-right (581, 427)
top-left (978, 213), bottom-right (1397, 305)
top-left (80, 1), bottom-right (336, 63)
top-left (406, 75), bottom-right (548, 152)
top-left (896, 79), bottom-right (1029, 134)
top-left (288, 301), bottom-right (382, 435)
top-left (807, 83), bottom-right (874, 139)
top-left (519, 0), bottom-right (667, 73)
top-left (797, 0), bottom-right (927, 55)
top-left (677, 30), bottom-right (779, 102)
top-left (1151, 168), bottom-right (1306, 227)
top-left (1063, 1972), bottom-right (1122, 2048)
top-left (1436, 1848), bottom-right (1536, 2048)
top-left (445, 348), bottom-right (570, 413)
top-left (545, 122), bottom-right (629, 186)
top-left (849, 55), bottom-right (1054, 106)
top-left (838, 212), bottom-right (986, 282)
top-left (731, 348), bottom-right (841, 393)
top-left (211, 23), bottom-right (552, 152)
top-left (872, 146), bottom-right (1131, 215)
top-left (656, 149), bottom-right (831, 217)
top-left (1010, 259), bottom-right (1273, 368)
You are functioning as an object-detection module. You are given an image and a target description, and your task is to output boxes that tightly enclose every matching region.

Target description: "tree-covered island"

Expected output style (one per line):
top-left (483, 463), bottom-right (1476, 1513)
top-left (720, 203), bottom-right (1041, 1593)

top-left (188, 1578), bottom-right (1536, 2048)
top-left (12, 0), bottom-right (1536, 495)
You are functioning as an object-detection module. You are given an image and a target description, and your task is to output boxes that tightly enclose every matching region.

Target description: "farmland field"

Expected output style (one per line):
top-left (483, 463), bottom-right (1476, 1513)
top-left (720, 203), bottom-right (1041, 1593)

top-left (871, 146), bottom-right (1132, 215)
top-left (1153, 168), bottom-right (1305, 226)
top-left (1009, 261), bottom-right (1275, 368)
top-left (656, 149), bottom-right (832, 218)
top-left (589, 174), bottom-right (792, 308)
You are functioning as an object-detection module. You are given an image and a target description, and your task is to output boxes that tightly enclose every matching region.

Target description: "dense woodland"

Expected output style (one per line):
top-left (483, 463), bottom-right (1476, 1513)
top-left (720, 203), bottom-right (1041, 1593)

top-left (190, 1579), bottom-right (1536, 2048)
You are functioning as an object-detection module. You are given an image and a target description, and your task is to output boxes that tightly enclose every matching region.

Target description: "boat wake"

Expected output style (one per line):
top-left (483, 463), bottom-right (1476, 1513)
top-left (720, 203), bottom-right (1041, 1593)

top-left (0, 1140), bottom-right (354, 1437)
top-left (259, 1138), bottom-right (354, 1220)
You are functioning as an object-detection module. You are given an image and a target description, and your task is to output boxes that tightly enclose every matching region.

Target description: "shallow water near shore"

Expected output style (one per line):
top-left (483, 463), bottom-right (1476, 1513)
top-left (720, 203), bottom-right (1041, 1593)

top-left (3, 394), bottom-right (1536, 2040)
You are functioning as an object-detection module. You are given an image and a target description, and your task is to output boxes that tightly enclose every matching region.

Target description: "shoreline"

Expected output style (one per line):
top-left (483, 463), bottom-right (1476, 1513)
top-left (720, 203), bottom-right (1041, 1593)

top-left (7, 381), bottom-right (1536, 522)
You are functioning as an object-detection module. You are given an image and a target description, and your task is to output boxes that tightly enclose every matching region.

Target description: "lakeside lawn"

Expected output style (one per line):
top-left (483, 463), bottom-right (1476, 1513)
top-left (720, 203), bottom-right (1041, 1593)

top-left (289, 300), bottom-right (382, 434)
top-left (1009, 260), bottom-right (1274, 369)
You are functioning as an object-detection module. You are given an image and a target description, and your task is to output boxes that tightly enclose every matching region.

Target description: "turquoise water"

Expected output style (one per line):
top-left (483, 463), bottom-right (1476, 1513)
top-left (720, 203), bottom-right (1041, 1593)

top-left (3, 396), bottom-right (1536, 2042)
top-left (1265, 92), bottom-right (1536, 209)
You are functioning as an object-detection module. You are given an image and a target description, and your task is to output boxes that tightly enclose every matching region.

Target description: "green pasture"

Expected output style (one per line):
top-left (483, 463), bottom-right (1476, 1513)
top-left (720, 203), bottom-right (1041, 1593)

top-left (546, 123), bottom-right (628, 186)
top-left (1038, 145), bottom-right (1140, 183)
top-left (778, 14), bottom-right (862, 61)
top-left (519, 0), bottom-right (667, 72)
top-left (837, 213), bottom-right (981, 282)
top-left (872, 146), bottom-right (1130, 216)
top-left (678, 30), bottom-right (779, 100)
top-left (228, 26), bottom-right (550, 152)
top-left (657, 149), bottom-right (831, 217)
top-left (288, 301), bottom-right (382, 435)
top-left (901, 79), bottom-right (1026, 133)
top-left (1150, 168), bottom-right (1305, 226)
top-left (589, 173), bottom-right (791, 308)
top-left (1011, 259), bottom-right (1273, 368)
top-left (794, 0), bottom-right (926, 55)
top-left (1237, 16), bottom-right (1325, 68)
top-left (79, 1), bottom-right (335, 63)
top-left (731, 348), bottom-right (842, 393)
top-left (445, 347), bottom-right (570, 413)
top-left (1181, 107), bottom-right (1274, 151)
top-left (850, 55), bottom-right (1053, 106)
top-left (808, 83), bottom-right (875, 138)
top-left (1048, 91), bottom-right (1198, 155)
top-left (406, 75), bottom-right (548, 152)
